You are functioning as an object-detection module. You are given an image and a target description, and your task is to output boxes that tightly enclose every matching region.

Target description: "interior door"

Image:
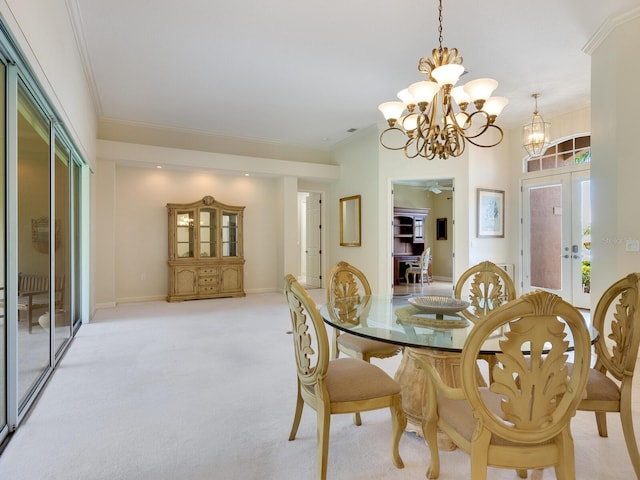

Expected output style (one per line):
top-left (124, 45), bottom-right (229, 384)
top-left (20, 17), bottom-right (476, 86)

top-left (304, 192), bottom-right (322, 288)
top-left (522, 169), bottom-right (590, 308)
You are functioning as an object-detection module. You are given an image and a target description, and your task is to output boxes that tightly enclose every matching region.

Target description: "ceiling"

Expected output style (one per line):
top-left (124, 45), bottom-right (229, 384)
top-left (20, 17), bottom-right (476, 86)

top-left (70, 0), bottom-right (639, 153)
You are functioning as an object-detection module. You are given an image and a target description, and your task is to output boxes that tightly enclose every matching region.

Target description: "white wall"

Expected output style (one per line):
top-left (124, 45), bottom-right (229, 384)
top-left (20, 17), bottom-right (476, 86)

top-left (328, 127), bottom-right (382, 289)
top-left (589, 13), bottom-right (640, 304)
top-left (95, 159), bottom-right (116, 306)
top-left (0, 0), bottom-right (98, 315)
top-left (94, 162), bottom-right (281, 303)
top-left (0, 0), bottom-right (97, 164)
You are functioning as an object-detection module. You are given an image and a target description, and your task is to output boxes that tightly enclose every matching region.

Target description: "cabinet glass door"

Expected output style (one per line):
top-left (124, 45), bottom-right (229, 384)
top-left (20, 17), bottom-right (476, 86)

top-left (222, 212), bottom-right (238, 257)
top-left (176, 210), bottom-right (194, 258)
top-left (199, 208), bottom-right (217, 258)
top-left (413, 218), bottom-right (424, 242)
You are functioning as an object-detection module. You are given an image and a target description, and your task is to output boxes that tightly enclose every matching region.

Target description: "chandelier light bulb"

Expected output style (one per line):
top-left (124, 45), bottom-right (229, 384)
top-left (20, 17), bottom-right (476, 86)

top-left (402, 113), bottom-right (420, 132)
top-left (397, 89), bottom-right (415, 106)
top-left (378, 101), bottom-right (406, 124)
top-left (407, 80), bottom-right (440, 106)
top-left (483, 96), bottom-right (509, 118)
top-left (463, 78), bottom-right (499, 110)
top-left (450, 86), bottom-right (470, 109)
top-left (431, 64), bottom-right (465, 87)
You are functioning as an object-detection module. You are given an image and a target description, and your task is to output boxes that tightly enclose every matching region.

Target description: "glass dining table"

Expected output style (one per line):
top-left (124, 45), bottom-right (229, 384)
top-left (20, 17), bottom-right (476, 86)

top-left (320, 294), bottom-right (598, 442)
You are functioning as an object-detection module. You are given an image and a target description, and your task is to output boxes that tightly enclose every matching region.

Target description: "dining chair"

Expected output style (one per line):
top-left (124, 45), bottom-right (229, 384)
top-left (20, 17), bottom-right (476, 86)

top-left (405, 247), bottom-right (431, 285)
top-left (454, 260), bottom-right (517, 384)
top-left (326, 261), bottom-right (400, 363)
top-left (574, 272), bottom-right (640, 477)
top-left (284, 274), bottom-right (406, 480)
top-left (454, 260), bottom-right (516, 324)
top-left (416, 289), bottom-right (591, 480)
top-left (326, 261), bottom-right (401, 425)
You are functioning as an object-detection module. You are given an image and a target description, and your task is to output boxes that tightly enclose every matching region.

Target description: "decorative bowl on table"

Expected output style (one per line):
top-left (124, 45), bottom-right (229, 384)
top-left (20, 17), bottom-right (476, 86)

top-left (407, 295), bottom-right (470, 316)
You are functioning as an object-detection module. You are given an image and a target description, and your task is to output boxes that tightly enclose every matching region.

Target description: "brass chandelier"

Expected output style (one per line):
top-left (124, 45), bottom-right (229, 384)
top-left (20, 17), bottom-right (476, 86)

top-left (378, 0), bottom-right (507, 160)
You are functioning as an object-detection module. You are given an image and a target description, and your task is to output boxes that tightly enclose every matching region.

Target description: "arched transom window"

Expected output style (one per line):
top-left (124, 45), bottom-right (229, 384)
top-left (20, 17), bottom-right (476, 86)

top-left (525, 134), bottom-right (590, 173)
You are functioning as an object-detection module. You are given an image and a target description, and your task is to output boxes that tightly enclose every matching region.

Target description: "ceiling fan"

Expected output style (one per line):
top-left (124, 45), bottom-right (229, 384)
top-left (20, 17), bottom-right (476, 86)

top-left (422, 181), bottom-right (454, 194)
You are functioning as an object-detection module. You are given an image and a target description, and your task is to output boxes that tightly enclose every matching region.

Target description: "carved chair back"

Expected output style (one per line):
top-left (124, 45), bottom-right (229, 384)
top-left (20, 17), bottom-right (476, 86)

top-left (454, 260), bottom-right (516, 323)
top-left (284, 274), bottom-right (329, 390)
top-left (326, 261), bottom-right (372, 326)
top-left (462, 289), bottom-right (591, 445)
top-left (591, 272), bottom-right (640, 385)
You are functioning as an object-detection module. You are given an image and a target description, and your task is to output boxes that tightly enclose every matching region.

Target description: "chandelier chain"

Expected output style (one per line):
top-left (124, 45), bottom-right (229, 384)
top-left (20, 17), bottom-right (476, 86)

top-left (437, 0), bottom-right (444, 50)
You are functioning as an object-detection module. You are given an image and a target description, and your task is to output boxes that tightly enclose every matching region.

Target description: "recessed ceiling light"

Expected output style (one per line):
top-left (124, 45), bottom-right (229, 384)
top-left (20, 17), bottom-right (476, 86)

top-left (156, 165), bottom-right (162, 169)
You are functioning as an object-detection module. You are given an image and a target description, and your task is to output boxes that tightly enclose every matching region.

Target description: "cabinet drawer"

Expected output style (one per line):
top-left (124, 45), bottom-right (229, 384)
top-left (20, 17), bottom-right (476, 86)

top-left (199, 276), bottom-right (219, 285)
top-left (199, 285), bottom-right (219, 293)
top-left (199, 267), bottom-right (217, 276)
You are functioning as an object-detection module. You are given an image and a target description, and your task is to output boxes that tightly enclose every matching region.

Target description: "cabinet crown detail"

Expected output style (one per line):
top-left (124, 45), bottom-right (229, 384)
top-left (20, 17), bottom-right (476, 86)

top-left (166, 195), bottom-right (245, 302)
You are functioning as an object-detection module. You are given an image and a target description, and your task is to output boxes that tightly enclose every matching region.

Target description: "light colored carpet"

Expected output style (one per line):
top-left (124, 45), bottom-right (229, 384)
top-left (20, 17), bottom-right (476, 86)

top-left (0, 291), bottom-right (638, 479)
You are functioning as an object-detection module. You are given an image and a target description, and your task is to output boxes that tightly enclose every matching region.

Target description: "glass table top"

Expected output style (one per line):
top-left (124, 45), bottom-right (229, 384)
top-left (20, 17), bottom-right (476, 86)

top-left (320, 294), bottom-right (598, 353)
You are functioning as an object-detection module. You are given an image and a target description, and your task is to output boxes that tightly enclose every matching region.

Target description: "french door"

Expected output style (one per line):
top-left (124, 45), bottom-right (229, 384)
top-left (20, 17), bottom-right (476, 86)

top-left (522, 169), bottom-right (591, 309)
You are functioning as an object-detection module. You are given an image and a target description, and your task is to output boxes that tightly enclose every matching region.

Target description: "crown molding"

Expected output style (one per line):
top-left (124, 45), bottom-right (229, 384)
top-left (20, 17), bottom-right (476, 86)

top-left (583, 6), bottom-right (640, 55)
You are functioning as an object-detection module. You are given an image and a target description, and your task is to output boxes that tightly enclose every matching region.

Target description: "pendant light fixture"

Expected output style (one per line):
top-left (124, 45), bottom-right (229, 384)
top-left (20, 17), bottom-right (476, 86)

top-left (522, 93), bottom-right (551, 156)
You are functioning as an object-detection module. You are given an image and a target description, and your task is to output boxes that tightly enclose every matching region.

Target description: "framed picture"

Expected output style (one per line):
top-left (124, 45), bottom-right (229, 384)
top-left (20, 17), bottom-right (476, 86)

top-left (477, 188), bottom-right (505, 238)
top-left (436, 217), bottom-right (447, 240)
top-left (339, 195), bottom-right (361, 246)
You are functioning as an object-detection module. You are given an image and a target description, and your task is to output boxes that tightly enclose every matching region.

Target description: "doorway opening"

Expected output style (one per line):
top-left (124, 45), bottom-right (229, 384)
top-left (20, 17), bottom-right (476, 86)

top-left (392, 179), bottom-right (454, 297)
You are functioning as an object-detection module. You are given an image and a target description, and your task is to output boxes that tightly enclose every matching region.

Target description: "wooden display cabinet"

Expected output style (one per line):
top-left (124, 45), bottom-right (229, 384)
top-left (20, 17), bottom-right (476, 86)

top-left (393, 207), bottom-right (430, 285)
top-left (166, 195), bottom-right (245, 301)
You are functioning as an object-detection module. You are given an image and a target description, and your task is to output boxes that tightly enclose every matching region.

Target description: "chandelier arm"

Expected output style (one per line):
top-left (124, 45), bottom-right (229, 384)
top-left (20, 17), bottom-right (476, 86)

top-left (405, 136), bottom-right (426, 159)
top-left (379, 127), bottom-right (410, 151)
top-left (458, 110), bottom-right (491, 139)
top-left (466, 124), bottom-right (504, 149)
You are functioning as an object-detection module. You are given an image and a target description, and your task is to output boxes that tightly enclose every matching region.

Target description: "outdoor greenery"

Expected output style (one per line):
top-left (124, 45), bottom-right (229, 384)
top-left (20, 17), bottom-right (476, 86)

top-left (582, 260), bottom-right (591, 293)
top-left (574, 150), bottom-right (591, 164)
top-left (582, 225), bottom-right (591, 293)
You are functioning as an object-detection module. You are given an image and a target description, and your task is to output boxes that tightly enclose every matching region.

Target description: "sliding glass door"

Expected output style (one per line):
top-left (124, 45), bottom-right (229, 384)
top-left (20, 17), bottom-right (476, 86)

top-left (54, 138), bottom-right (72, 355)
top-left (0, 58), bottom-right (6, 439)
top-left (0, 17), bottom-right (87, 444)
top-left (17, 83), bottom-right (52, 407)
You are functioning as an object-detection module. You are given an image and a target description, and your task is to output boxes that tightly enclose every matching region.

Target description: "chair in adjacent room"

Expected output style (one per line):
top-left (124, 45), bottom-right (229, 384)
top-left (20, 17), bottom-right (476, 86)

top-left (404, 247), bottom-right (432, 285)
top-left (416, 290), bottom-right (591, 480)
top-left (17, 273), bottom-right (66, 333)
top-left (575, 272), bottom-right (640, 477)
top-left (284, 274), bottom-right (406, 480)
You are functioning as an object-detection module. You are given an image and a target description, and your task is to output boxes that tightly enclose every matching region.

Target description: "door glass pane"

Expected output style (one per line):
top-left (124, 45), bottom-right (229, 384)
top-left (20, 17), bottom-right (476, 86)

top-left (176, 211), bottom-right (194, 258)
top-left (199, 208), bottom-right (216, 258)
top-left (54, 138), bottom-right (71, 354)
top-left (222, 213), bottom-right (237, 257)
top-left (72, 159), bottom-right (81, 329)
top-left (0, 61), bottom-right (6, 430)
top-left (529, 185), bottom-right (562, 290)
top-left (17, 83), bottom-right (51, 405)
top-left (580, 180), bottom-right (591, 294)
